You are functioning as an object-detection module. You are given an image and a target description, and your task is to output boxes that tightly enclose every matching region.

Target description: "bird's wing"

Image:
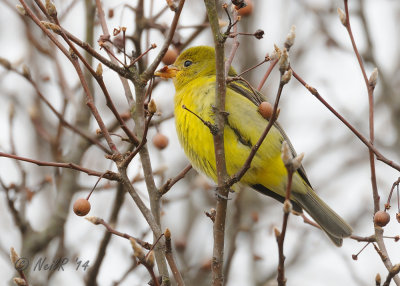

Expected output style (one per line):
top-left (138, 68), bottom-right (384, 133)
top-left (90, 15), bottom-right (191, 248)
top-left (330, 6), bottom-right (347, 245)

top-left (228, 79), bottom-right (312, 187)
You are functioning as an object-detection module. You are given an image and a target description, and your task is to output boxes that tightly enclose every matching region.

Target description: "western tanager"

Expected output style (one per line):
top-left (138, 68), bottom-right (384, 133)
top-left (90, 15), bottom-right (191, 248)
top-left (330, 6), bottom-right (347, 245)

top-left (155, 46), bottom-right (352, 246)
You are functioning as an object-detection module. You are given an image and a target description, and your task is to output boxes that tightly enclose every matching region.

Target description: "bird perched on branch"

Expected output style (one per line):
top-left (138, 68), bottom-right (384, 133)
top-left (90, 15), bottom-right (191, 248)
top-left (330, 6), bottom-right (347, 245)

top-left (155, 46), bottom-right (352, 246)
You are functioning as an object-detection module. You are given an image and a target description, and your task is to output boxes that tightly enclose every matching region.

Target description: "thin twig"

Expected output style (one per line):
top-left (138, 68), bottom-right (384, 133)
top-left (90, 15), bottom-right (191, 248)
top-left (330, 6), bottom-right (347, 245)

top-left (123, 113), bottom-right (154, 167)
top-left (291, 69), bottom-right (400, 172)
top-left (0, 152), bottom-right (120, 180)
top-left (276, 167), bottom-right (294, 286)
top-left (257, 58), bottom-right (279, 91)
top-left (8, 66), bottom-right (111, 154)
top-left (165, 229), bottom-right (186, 286)
top-left (87, 217), bottom-right (152, 250)
top-left (343, 0), bottom-right (379, 213)
top-left (160, 164), bottom-right (192, 195)
top-left (224, 9), bottom-right (240, 76)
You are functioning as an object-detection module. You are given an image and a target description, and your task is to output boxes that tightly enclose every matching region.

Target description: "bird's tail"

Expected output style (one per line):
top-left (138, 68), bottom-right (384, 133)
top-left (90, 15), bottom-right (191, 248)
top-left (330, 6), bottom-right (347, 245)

top-left (293, 187), bottom-right (352, 247)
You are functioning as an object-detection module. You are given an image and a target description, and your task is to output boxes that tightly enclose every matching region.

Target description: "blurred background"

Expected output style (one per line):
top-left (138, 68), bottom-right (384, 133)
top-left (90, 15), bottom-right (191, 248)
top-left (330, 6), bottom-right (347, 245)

top-left (0, 0), bottom-right (399, 285)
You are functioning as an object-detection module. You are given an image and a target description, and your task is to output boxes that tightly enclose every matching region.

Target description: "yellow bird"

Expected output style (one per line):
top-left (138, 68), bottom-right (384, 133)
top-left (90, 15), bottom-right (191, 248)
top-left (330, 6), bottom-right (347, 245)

top-left (156, 46), bottom-right (352, 246)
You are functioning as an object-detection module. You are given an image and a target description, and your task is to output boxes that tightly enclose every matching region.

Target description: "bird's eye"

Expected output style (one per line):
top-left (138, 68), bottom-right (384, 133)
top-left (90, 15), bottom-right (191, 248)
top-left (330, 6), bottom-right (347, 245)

top-left (184, 60), bottom-right (192, 67)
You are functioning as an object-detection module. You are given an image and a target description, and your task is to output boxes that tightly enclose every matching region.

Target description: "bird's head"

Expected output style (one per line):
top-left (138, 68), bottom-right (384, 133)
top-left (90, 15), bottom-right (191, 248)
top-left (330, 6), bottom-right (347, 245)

top-left (155, 46), bottom-right (236, 90)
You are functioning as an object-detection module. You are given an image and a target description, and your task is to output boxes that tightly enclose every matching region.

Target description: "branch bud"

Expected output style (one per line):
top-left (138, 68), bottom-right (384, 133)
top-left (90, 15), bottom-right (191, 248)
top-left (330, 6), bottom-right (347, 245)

top-left (145, 251), bottom-right (155, 268)
top-left (283, 199), bottom-right (292, 214)
top-left (391, 264), bottom-right (400, 275)
top-left (148, 99), bottom-right (157, 114)
top-left (85, 216), bottom-right (101, 225)
top-left (41, 21), bottom-right (61, 34)
top-left (0, 57), bottom-right (11, 69)
top-left (337, 8), bottom-right (346, 26)
top-left (130, 238), bottom-right (145, 260)
top-left (96, 63), bottom-right (103, 77)
top-left (368, 67), bottom-right (378, 88)
top-left (164, 227), bottom-right (171, 239)
top-left (10, 247), bottom-right (20, 266)
top-left (45, 0), bottom-right (57, 18)
top-left (284, 25), bottom-right (296, 50)
top-left (13, 278), bottom-right (27, 286)
top-left (281, 141), bottom-right (292, 165)
top-left (273, 226), bottom-right (281, 238)
top-left (270, 44), bottom-right (281, 61)
top-left (278, 48), bottom-right (289, 73)
top-left (292, 152), bottom-right (304, 171)
top-left (281, 69), bottom-right (292, 84)
top-left (16, 4), bottom-right (27, 16)
top-left (375, 273), bottom-right (381, 285)
top-left (166, 0), bottom-right (177, 11)
top-left (22, 64), bottom-right (31, 80)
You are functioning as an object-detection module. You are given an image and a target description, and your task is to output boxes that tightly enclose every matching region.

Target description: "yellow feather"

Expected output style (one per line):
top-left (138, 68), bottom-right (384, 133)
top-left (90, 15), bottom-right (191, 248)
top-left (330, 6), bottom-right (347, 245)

top-left (165, 46), bottom-right (352, 246)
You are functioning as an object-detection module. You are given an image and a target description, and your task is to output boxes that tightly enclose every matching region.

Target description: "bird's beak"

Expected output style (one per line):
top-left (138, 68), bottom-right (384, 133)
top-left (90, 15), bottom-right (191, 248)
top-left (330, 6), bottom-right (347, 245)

top-left (154, 65), bottom-right (179, 79)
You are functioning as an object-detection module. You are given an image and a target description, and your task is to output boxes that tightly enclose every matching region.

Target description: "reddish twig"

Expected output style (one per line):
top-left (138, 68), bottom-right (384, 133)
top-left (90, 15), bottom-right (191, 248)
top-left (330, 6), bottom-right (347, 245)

top-left (342, 0), bottom-right (379, 213)
top-left (86, 217), bottom-right (152, 250)
top-left (127, 44), bottom-right (157, 68)
top-left (290, 69), bottom-right (400, 172)
top-left (122, 113), bottom-right (154, 167)
top-left (0, 152), bottom-right (119, 180)
top-left (236, 56), bottom-right (270, 78)
top-left (276, 146), bottom-right (296, 286)
top-left (224, 8), bottom-right (240, 76)
top-left (385, 177), bottom-right (400, 210)
top-left (164, 229), bottom-right (185, 286)
top-left (18, 0), bottom-right (119, 155)
top-left (257, 58), bottom-right (279, 91)
top-left (160, 164), bottom-right (192, 195)
top-left (7, 65), bottom-right (111, 154)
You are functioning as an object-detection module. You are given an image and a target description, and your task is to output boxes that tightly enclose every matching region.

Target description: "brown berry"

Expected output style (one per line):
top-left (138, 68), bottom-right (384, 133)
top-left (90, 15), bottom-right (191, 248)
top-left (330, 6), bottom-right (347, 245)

top-left (153, 133), bottom-right (169, 150)
top-left (251, 211), bottom-right (259, 223)
top-left (119, 112), bottom-right (131, 121)
top-left (108, 9), bottom-right (114, 18)
top-left (73, 198), bottom-right (91, 216)
top-left (162, 48), bottom-right (179, 65)
top-left (25, 189), bottom-right (34, 202)
top-left (200, 259), bottom-right (212, 272)
top-left (258, 101), bottom-right (273, 119)
top-left (237, 0), bottom-right (253, 16)
top-left (174, 238), bottom-right (187, 252)
top-left (253, 254), bottom-right (262, 261)
top-left (374, 210), bottom-right (390, 227)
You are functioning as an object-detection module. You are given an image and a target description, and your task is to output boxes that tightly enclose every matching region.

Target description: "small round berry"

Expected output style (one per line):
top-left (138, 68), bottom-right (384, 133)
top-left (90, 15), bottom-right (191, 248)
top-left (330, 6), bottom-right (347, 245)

top-left (251, 211), bottom-right (259, 223)
top-left (258, 101), bottom-right (273, 119)
top-left (200, 259), bottom-right (212, 272)
top-left (174, 238), bottom-right (187, 252)
top-left (237, 0), bottom-right (253, 17)
top-left (73, 198), bottom-right (91, 216)
top-left (153, 133), bottom-right (169, 150)
top-left (373, 210), bottom-right (390, 227)
top-left (108, 9), bottom-right (114, 18)
top-left (162, 48), bottom-right (179, 65)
